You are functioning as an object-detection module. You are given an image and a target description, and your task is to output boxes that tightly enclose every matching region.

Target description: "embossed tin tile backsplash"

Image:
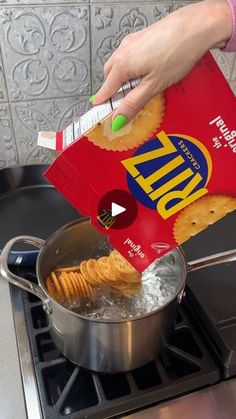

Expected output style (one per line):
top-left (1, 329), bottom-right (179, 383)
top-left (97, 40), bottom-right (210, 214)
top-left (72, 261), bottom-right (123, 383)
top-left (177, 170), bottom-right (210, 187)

top-left (0, 1), bottom-right (235, 167)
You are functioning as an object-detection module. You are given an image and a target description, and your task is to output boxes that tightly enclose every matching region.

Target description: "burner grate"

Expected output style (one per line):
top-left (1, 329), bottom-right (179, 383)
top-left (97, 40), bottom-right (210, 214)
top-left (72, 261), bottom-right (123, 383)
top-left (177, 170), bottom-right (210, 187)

top-left (18, 268), bottom-right (220, 419)
top-left (43, 361), bottom-right (74, 406)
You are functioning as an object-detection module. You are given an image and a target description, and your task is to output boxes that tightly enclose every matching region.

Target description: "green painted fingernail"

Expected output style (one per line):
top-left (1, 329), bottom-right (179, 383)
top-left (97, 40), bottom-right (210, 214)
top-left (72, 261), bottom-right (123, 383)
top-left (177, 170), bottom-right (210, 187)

top-left (112, 115), bottom-right (128, 132)
top-left (89, 95), bottom-right (95, 104)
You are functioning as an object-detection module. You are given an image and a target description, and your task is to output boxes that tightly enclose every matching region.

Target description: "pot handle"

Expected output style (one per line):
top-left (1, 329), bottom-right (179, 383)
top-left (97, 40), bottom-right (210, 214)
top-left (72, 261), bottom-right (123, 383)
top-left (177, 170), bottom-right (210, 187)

top-left (0, 236), bottom-right (52, 314)
top-left (187, 248), bottom-right (236, 273)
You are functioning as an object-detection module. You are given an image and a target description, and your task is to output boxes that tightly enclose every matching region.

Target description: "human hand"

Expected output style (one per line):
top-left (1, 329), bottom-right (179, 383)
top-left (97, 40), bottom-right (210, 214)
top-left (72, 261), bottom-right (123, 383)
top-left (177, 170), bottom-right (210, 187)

top-left (92, 0), bottom-right (232, 132)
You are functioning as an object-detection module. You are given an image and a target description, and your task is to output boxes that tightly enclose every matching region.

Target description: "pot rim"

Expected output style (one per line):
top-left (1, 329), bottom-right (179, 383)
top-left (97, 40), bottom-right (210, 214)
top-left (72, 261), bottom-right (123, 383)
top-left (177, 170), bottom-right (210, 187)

top-left (38, 218), bottom-right (187, 324)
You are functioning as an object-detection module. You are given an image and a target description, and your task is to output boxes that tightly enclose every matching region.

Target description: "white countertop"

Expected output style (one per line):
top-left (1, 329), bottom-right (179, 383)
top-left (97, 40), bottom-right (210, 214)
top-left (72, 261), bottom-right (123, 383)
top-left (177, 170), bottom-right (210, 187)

top-left (0, 277), bottom-right (26, 419)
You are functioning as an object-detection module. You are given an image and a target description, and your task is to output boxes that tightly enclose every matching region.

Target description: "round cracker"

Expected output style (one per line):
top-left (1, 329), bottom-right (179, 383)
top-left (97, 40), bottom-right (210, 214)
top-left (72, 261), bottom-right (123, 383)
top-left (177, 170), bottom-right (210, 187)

top-left (86, 259), bottom-right (101, 285)
top-left (84, 280), bottom-right (96, 299)
top-left (111, 268), bottom-right (141, 283)
top-left (50, 271), bottom-right (64, 300)
top-left (46, 277), bottom-right (59, 301)
top-left (74, 272), bottom-right (84, 296)
top-left (68, 272), bottom-right (77, 298)
top-left (112, 280), bottom-right (141, 297)
top-left (69, 272), bottom-right (81, 298)
top-left (55, 265), bottom-right (81, 273)
top-left (97, 256), bottom-right (118, 282)
top-left (107, 258), bottom-right (140, 283)
top-left (95, 262), bottom-right (106, 282)
top-left (86, 94), bottom-right (165, 151)
top-left (79, 260), bottom-right (95, 285)
top-left (110, 250), bottom-right (135, 272)
top-left (109, 250), bottom-right (140, 282)
top-left (75, 272), bottom-right (88, 298)
top-left (173, 194), bottom-right (236, 244)
top-left (66, 272), bottom-right (77, 300)
top-left (79, 274), bottom-right (95, 299)
top-left (67, 272), bottom-right (79, 298)
top-left (59, 272), bottom-right (72, 301)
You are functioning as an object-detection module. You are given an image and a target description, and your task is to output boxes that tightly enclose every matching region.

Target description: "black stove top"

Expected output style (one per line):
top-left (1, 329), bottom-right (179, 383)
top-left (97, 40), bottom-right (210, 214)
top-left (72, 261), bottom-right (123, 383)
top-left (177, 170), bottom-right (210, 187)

top-left (10, 211), bottom-right (236, 418)
top-left (13, 268), bottom-right (219, 419)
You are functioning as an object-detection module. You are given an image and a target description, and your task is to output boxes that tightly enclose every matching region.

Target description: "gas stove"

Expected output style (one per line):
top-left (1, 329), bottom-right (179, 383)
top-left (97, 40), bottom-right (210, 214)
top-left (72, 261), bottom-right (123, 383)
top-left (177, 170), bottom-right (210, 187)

top-left (9, 211), bottom-right (236, 419)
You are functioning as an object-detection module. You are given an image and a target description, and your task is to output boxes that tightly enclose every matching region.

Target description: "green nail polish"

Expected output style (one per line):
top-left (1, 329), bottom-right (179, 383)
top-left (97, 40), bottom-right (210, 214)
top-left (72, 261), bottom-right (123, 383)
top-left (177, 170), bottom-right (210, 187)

top-left (112, 115), bottom-right (128, 132)
top-left (89, 95), bottom-right (95, 104)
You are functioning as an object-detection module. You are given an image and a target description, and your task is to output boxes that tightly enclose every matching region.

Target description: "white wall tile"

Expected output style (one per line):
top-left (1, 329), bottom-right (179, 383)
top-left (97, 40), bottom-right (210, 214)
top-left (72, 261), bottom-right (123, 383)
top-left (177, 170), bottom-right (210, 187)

top-left (1, 2), bottom-right (236, 166)
top-left (91, 3), bottom-right (173, 92)
top-left (0, 6), bottom-right (91, 101)
top-left (0, 104), bottom-right (18, 168)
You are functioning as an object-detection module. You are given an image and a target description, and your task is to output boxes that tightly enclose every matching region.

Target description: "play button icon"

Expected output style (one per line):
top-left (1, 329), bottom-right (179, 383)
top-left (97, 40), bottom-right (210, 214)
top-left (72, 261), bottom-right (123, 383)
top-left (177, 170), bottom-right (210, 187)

top-left (111, 202), bottom-right (126, 217)
top-left (97, 189), bottom-right (138, 230)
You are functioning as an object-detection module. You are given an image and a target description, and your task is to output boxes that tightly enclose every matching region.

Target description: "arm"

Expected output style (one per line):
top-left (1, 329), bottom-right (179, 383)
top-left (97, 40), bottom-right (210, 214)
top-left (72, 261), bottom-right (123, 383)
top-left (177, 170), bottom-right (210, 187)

top-left (93, 0), bottom-right (233, 132)
top-left (224, 0), bottom-right (236, 50)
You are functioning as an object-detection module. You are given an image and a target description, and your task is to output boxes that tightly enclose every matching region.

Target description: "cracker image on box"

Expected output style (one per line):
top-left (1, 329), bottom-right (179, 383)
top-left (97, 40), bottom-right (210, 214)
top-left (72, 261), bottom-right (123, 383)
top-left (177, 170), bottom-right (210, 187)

top-left (86, 93), bottom-right (165, 151)
top-left (173, 194), bottom-right (236, 244)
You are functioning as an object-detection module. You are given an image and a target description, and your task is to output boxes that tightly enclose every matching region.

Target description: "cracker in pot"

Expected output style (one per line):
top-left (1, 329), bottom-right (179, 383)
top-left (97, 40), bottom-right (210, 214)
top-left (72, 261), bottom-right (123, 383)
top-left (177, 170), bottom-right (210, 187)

top-left (95, 261), bottom-right (107, 282)
top-left (67, 272), bottom-right (78, 298)
top-left (111, 279), bottom-right (141, 297)
top-left (84, 280), bottom-right (96, 299)
top-left (86, 259), bottom-right (102, 285)
top-left (86, 93), bottom-right (165, 151)
top-left (122, 283), bottom-right (142, 297)
top-left (75, 272), bottom-right (86, 296)
top-left (80, 259), bottom-right (99, 285)
top-left (46, 247), bottom-right (143, 304)
top-left (109, 249), bottom-right (142, 283)
top-left (50, 271), bottom-right (64, 301)
top-left (97, 256), bottom-right (118, 282)
top-left (69, 272), bottom-right (81, 298)
top-left (46, 276), bottom-right (60, 301)
top-left (55, 265), bottom-right (81, 273)
top-left (173, 194), bottom-right (236, 244)
top-left (76, 272), bottom-right (95, 299)
top-left (59, 271), bottom-right (73, 302)
top-left (73, 272), bottom-right (83, 297)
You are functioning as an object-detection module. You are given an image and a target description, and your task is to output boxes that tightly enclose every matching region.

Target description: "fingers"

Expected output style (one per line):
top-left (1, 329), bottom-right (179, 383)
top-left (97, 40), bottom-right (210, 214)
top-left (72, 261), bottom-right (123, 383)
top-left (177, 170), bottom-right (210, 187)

top-left (93, 35), bottom-right (133, 105)
top-left (104, 56), bottom-right (113, 78)
top-left (93, 64), bottom-right (126, 105)
top-left (111, 79), bottom-right (154, 132)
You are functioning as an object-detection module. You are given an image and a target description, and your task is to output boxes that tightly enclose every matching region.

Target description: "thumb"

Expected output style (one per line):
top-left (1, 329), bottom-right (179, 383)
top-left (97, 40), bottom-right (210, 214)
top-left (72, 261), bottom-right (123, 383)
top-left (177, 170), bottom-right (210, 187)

top-left (111, 80), bottom-right (154, 132)
top-left (93, 65), bottom-right (125, 105)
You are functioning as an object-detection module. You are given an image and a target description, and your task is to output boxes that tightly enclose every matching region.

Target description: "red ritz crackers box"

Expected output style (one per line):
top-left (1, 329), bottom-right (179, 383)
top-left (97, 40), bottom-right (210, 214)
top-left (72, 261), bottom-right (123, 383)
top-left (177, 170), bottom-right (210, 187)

top-left (38, 53), bottom-right (236, 271)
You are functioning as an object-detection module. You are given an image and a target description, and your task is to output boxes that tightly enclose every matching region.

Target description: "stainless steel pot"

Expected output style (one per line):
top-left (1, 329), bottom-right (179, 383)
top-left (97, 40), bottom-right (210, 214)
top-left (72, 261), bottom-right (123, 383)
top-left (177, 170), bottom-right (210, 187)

top-left (1, 218), bottom-right (236, 373)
